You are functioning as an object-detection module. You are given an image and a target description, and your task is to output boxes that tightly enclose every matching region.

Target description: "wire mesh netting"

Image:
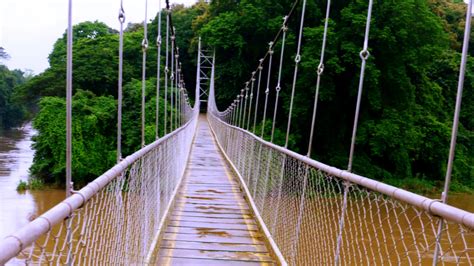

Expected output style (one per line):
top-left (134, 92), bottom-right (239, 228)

top-left (0, 107), bottom-right (198, 265)
top-left (208, 111), bottom-right (474, 266)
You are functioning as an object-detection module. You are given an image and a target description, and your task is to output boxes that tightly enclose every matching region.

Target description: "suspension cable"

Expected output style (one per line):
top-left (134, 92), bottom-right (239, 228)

top-left (225, 0), bottom-right (300, 133)
top-left (164, 7), bottom-right (169, 135)
top-left (170, 32), bottom-right (175, 131)
top-left (178, 65), bottom-right (181, 126)
top-left (155, 0), bottom-right (162, 139)
top-left (232, 101), bottom-right (237, 125)
top-left (175, 48), bottom-right (179, 128)
top-left (246, 73), bottom-right (256, 130)
top-left (432, 1), bottom-right (472, 264)
top-left (164, 1), bottom-right (185, 131)
top-left (65, 0), bottom-right (74, 264)
top-left (335, 1), bottom-right (373, 265)
top-left (117, 0), bottom-right (125, 161)
top-left (439, 0), bottom-right (472, 207)
top-left (307, 0), bottom-right (331, 157)
top-left (252, 59), bottom-right (264, 132)
top-left (284, 0), bottom-right (306, 148)
top-left (271, 17), bottom-right (289, 143)
top-left (180, 63), bottom-right (184, 125)
top-left (261, 43), bottom-right (274, 137)
top-left (270, 0), bottom-right (307, 255)
top-left (243, 82), bottom-right (250, 128)
top-left (141, 0), bottom-right (149, 147)
top-left (347, 0), bottom-right (373, 172)
top-left (238, 91), bottom-right (244, 127)
top-left (248, 0), bottom-right (301, 77)
top-left (66, 0), bottom-right (73, 198)
top-left (291, 0), bottom-right (333, 263)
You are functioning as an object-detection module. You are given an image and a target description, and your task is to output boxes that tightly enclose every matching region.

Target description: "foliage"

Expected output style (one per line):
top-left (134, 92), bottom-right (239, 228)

top-left (16, 180), bottom-right (28, 192)
top-left (16, 178), bottom-right (45, 192)
top-left (0, 65), bottom-right (26, 129)
top-left (148, 1), bottom-right (209, 99)
top-left (29, 82), bottom-right (176, 185)
top-left (15, 21), bottom-right (151, 108)
top-left (0, 47), bottom-right (9, 60)
top-left (121, 78), bottom-right (172, 156)
top-left (200, 0), bottom-right (473, 191)
top-left (30, 90), bottom-right (117, 186)
top-left (16, 0), bottom-right (473, 192)
top-left (253, 119), bottom-right (299, 151)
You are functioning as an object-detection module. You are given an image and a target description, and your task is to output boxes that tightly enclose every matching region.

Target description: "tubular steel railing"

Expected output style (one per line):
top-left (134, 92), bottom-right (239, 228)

top-left (0, 103), bottom-right (199, 265)
top-left (207, 64), bottom-right (474, 266)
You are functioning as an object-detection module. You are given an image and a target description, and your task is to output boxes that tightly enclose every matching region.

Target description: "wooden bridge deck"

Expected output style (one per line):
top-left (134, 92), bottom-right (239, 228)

top-left (157, 116), bottom-right (276, 265)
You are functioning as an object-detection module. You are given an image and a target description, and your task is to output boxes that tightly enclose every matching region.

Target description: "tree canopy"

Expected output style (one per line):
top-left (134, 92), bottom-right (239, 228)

top-left (0, 65), bottom-right (26, 129)
top-left (10, 0), bottom-right (472, 192)
top-left (198, 0), bottom-right (473, 192)
top-left (0, 47), bottom-right (9, 60)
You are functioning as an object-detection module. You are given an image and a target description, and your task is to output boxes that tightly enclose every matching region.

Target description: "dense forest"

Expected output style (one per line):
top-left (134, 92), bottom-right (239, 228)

top-left (0, 48), bottom-right (27, 129)
top-left (1, 0), bottom-right (472, 192)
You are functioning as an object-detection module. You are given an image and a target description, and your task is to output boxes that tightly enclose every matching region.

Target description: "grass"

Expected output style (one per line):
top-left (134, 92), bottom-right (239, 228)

top-left (16, 180), bottom-right (28, 192)
top-left (16, 178), bottom-right (45, 192)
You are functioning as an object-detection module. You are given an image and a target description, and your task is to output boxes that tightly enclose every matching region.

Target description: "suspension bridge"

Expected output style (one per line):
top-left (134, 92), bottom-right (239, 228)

top-left (0, 0), bottom-right (473, 265)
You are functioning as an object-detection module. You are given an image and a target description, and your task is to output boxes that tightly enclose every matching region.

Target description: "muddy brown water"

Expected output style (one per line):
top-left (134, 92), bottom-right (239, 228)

top-left (0, 124), bottom-right (64, 241)
top-left (0, 124), bottom-right (472, 264)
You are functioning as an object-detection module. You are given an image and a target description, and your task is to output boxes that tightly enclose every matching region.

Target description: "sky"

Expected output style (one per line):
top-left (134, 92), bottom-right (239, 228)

top-left (0, 0), bottom-right (197, 75)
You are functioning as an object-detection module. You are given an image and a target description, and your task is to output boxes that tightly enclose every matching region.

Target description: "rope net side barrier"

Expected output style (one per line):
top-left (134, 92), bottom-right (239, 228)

top-left (207, 0), bottom-right (474, 264)
top-left (0, 0), bottom-right (200, 263)
top-left (0, 104), bottom-right (198, 265)
top-left (209, 108), bottom-right (474, 265)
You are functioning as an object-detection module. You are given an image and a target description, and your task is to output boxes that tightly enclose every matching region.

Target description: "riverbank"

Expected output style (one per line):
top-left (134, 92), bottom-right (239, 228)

top-left (384, 176), bottom-right (473, 195)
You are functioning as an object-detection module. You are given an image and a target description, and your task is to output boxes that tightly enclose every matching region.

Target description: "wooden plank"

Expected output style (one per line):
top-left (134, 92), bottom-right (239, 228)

top-left (185, 183), bottom-right (238, 188)
top-left (163, 233), bottom-right (265, 245)
top-left (175, 199), bottom-right (246, 206)
top-left (184, 182), bottom-right (239, 187)
top-left (169, 215), bottom-right (256, 225)
top-left (160, 240), bottom-right (268, 253)
top-left (165, 227), bottom-right (263, 238)
top-left (167, 221), bottom-right (259, 231)
top-left (181, 192), bottom-right (240, 198)
top-left (183, 187), bottom-right (240, 194)
top-left (186, 180), bottom-right (239, 186)
top-left (186, 177), bottom-right (237, 183)
top-left (157, 257), bottom-right (275, 266)
top-left (173, 205), bottom-right (250, 215)
top-left (159, 248), bottom-right (274, 262)
top-left (176, 205), bottom-right (250, 213)
top-left (177, 203), bottom-right (250, 211)
top-left (178, 195), bottom-right (229, 201)
top-left (171, 211), bottom-right (253, 219)
top-left (178, 193), bottom-right (244, 200)
top-left (184, 184), bottom-right (239, 190)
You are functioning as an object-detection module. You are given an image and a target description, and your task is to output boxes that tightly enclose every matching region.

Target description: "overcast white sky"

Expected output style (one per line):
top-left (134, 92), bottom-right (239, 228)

top-left (0, 0), bottom-right (197, 75)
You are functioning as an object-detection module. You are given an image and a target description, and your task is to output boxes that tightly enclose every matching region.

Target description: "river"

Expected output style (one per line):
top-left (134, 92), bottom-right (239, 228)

top-left (0, 124), bottom-right (64, 240)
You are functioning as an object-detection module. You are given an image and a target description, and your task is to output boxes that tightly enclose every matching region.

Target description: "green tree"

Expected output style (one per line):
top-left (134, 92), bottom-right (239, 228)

top-left (15, 21), bottom-right (150, 107)
top-left (0, 47), bottom-right (9, 60)
top-left (30, 90), bottom-right (117, 185)
top-left (0, 65), bottom-right (26, 129)
top-left (198, 0), bottom-right (473, 191)
top-left (19, 1), bottom-right (473, 192)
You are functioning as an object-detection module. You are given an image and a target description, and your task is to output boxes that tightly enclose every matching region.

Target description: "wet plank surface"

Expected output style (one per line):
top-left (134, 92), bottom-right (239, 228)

top-left (157, 116), bottom-right (275, 266)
